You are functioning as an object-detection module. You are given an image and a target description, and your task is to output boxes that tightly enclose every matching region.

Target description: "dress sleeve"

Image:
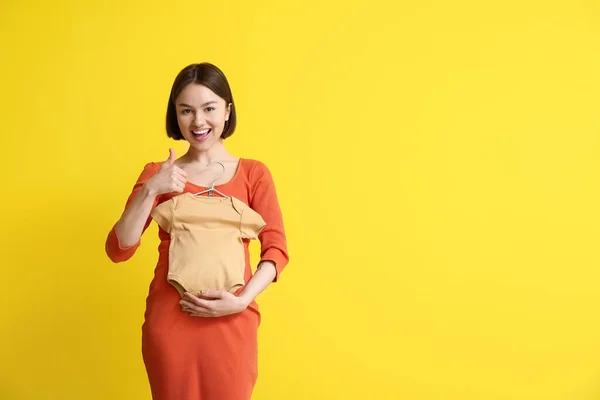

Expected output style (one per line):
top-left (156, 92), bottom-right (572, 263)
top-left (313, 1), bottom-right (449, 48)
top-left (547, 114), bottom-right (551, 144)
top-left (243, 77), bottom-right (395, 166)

top-left (249, 161), bottom-right (289, 281)
top-left (240, 207), bottom-right (267, 240)
top-left (105, 162), bottom-right (160, 263)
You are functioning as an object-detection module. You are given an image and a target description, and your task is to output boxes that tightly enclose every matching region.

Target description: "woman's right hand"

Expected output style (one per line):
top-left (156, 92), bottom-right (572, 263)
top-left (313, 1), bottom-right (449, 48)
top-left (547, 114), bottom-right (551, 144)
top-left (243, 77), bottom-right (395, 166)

top-left (144, 148), bottom-right (188, 196)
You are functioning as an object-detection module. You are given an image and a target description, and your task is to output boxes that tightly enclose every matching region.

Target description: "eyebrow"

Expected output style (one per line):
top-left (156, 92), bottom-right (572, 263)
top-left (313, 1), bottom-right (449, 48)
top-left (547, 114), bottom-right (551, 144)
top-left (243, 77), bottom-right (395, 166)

top-left (177, 101), bottom-right (217, 108)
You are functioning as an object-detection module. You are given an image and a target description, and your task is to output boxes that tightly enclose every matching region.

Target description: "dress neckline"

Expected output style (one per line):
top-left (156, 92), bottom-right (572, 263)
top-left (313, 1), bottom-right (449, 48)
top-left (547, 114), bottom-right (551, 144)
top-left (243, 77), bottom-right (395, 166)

top-left (184, 158), bottom-right (243, 189)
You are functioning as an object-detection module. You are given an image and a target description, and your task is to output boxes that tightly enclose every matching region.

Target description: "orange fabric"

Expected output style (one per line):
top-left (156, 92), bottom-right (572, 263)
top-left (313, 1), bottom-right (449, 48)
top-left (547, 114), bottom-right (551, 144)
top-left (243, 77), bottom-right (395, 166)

top-left (105, 158), bottom-right (289, 400)
top-left (151, 193), bottom-right (266, 297)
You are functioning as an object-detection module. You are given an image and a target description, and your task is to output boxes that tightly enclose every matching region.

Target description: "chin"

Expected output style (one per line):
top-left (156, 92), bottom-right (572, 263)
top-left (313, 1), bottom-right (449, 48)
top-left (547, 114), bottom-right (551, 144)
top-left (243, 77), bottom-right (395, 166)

top-left (191, 139), bottom-right (216, 151)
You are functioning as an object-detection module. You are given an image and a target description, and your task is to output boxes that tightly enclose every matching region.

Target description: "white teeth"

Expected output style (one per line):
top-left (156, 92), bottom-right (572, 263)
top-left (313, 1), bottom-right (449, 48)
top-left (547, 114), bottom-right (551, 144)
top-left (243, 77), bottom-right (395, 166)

top-left (193, 128), bottom-right (210, 135)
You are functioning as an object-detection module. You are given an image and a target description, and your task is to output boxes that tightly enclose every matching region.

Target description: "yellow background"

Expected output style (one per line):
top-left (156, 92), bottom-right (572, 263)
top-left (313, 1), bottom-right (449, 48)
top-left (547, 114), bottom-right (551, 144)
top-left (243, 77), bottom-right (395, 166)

top-left (1, 0), bottom-right (600, 399)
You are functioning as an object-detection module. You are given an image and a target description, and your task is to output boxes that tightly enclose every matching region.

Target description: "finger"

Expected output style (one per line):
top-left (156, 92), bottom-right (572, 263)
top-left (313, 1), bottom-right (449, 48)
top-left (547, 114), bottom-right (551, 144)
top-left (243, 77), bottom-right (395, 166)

top-left (182, 306), bottom-right (211, 314)
top-left (170, 168), bottom-right (187, 185)
top-left (174, 166), bottom-right (188, 178)
top-left (176, 176), bottom-right (187, 186)
top-left (180, 300), bottom-right (197, 308)
top-left (182, 295), bottom-right (213, 309)
top-left (161, 148), bottom-right (176, 169)
top-left (181, 302), bottom-right (216, 316)
top-left (200, 290), bottom-right (224, 299)
top-left (172, 181), bottom-right (185, 193)
top-left (190, 309), bottom-right (219, 317)
top-left (172, 167), bottom-right (187, 178)
top-left (180, 300), bottom-right (199, 309)
top-left (171, 179), bottom-right (185, 189)
top-left (176, 172), bottom-right (188, 183)
top-left (190, 312), bottom-right (217, 318)
top-left (181, 304), bottom-right (212, 314)
top-left (173, 171), bottom-right (187, 184)
top-left (181, 300), bottom-right (210, 310)
top-left (166, 148), bottom-right (176, 165)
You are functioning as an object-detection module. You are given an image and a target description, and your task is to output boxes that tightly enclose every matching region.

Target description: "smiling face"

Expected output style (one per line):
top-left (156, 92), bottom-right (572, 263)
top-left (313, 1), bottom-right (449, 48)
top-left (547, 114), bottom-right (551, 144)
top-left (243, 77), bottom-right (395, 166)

top-left (174, 83), bottom-right (231, 151)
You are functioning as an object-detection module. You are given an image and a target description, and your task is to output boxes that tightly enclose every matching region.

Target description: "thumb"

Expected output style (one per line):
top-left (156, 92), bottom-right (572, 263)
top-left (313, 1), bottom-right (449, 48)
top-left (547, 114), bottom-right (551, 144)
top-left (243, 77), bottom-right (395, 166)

top-left (161, 148), bottom-right (176, 169)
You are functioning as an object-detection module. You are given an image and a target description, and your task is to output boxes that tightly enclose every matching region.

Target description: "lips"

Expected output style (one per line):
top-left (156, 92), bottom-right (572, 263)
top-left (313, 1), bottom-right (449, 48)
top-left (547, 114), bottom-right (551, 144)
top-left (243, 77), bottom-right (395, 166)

top-left (191, 128), bottom-right (211, 141)
top-left (192, 128), bottom-right (211, 135)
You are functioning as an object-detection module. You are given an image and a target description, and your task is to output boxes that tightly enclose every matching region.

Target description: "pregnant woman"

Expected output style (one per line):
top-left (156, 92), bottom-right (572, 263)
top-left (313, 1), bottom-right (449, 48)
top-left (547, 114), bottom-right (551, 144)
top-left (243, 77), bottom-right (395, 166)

top-left (105, 62), bottom-right (289, 400)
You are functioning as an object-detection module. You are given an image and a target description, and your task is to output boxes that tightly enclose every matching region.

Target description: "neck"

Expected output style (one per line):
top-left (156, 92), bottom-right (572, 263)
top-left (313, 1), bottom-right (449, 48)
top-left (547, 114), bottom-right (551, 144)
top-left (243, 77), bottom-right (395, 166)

top-left (184, 141), bottom-right (231, 166)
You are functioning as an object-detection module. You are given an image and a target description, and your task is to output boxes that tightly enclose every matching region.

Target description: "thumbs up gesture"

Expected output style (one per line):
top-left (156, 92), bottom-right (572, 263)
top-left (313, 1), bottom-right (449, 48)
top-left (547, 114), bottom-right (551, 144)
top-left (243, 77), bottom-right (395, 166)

top-left (145, 149), bottom-right (188, 195)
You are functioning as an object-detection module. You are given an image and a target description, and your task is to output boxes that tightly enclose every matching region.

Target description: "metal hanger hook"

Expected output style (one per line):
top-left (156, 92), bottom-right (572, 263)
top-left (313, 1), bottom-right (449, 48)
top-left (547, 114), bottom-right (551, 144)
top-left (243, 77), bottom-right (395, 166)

top-left (208, 162), bottom-right (226, 187)
top-left (207, 162), bottom-right (226, 196)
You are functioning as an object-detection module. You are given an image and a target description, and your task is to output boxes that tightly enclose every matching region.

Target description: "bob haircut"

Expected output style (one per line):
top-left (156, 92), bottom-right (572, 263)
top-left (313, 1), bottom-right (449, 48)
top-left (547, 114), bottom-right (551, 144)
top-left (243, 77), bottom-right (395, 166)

top-left (166, 63), bottom-right (237, 140)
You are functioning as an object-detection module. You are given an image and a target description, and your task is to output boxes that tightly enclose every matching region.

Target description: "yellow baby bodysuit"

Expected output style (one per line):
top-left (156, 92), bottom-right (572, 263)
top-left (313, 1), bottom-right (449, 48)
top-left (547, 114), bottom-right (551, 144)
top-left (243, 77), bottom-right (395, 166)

top-left (151, 192), bottom-right (266, 297)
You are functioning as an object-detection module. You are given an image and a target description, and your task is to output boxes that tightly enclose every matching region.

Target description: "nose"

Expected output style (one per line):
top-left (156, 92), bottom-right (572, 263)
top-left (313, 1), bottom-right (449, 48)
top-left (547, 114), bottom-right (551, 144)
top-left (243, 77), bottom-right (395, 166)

top-left (194, 112), bottom-right (205, 125)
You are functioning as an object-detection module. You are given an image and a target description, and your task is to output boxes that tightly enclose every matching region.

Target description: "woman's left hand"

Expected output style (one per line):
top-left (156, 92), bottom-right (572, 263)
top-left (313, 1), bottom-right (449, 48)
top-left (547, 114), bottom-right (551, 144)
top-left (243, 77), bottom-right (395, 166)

top-left (180, 290), bottom-right (250, 317)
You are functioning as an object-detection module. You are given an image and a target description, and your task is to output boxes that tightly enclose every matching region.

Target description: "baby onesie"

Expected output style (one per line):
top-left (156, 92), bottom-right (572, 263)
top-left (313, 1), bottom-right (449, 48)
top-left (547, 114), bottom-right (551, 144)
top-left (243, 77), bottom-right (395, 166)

top-left (151, 192), bottom-right (266, 297)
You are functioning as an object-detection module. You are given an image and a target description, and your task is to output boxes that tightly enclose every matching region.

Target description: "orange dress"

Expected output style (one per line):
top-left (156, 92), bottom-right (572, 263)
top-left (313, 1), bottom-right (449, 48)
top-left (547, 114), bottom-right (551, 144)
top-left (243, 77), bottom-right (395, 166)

top-left (105, 158), bottom-right (289, 400)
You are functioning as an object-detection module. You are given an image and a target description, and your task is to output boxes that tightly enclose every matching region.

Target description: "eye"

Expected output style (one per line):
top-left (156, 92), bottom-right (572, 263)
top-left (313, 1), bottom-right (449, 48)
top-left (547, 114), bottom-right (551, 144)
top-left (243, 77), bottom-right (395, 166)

top-left (182, 109), bottom-right (193, 114)
top-left (206, 107), bottom-right (215, 112)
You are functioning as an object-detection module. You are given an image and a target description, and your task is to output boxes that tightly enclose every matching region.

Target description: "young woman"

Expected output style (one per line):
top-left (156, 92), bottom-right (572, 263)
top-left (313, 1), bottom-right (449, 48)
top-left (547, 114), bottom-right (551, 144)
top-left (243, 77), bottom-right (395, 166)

top-left (105, 62), bottom-right (289, 399)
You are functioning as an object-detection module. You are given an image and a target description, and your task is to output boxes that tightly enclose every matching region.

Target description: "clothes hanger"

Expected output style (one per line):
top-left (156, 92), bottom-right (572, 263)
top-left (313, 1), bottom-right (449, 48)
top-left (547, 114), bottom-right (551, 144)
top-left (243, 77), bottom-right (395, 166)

top-left (192, 162), bottom-right (229, 198)
top-left (193, 180), bottom-right (229, 198)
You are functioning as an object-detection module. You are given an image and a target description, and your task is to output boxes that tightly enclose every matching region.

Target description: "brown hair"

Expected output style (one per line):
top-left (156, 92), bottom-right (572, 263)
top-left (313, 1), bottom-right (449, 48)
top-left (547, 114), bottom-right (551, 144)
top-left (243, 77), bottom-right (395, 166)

top-left (166, 63), bottom-right (237, 140)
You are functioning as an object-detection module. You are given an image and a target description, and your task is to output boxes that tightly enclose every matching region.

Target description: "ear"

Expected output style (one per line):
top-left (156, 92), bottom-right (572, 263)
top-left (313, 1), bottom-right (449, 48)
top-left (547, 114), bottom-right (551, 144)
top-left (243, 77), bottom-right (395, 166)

top-left (225, 102), bottom-right (232, 121)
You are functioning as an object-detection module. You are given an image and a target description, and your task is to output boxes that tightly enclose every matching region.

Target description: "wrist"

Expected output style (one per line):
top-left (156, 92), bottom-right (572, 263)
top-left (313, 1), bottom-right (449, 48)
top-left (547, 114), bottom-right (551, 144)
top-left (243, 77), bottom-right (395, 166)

top-left (237, 293), bottom-right (253, 308)
top-left (141, 182), bottom-right (159, 198)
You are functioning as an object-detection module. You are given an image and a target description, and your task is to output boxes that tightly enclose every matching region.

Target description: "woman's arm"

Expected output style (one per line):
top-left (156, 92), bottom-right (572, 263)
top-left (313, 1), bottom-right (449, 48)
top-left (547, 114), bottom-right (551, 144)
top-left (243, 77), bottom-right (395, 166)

top-left (232, 161), bottom-right (289, 303)
top-left (238, 261), bottom-right (277, 305)
top-left (105, 149), bottom-right (187, 262)
top-left (105, 163), bottom-right (159, 263)
top-left (114, 184), bottom-right (159, 248)
top-left (248, 161), bottom-right (290, 281)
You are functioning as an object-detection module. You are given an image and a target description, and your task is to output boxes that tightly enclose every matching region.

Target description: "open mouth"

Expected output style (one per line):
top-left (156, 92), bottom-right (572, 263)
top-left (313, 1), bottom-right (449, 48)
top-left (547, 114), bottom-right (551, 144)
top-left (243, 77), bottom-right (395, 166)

top-left (192, 128), bottom-right (211, 140)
